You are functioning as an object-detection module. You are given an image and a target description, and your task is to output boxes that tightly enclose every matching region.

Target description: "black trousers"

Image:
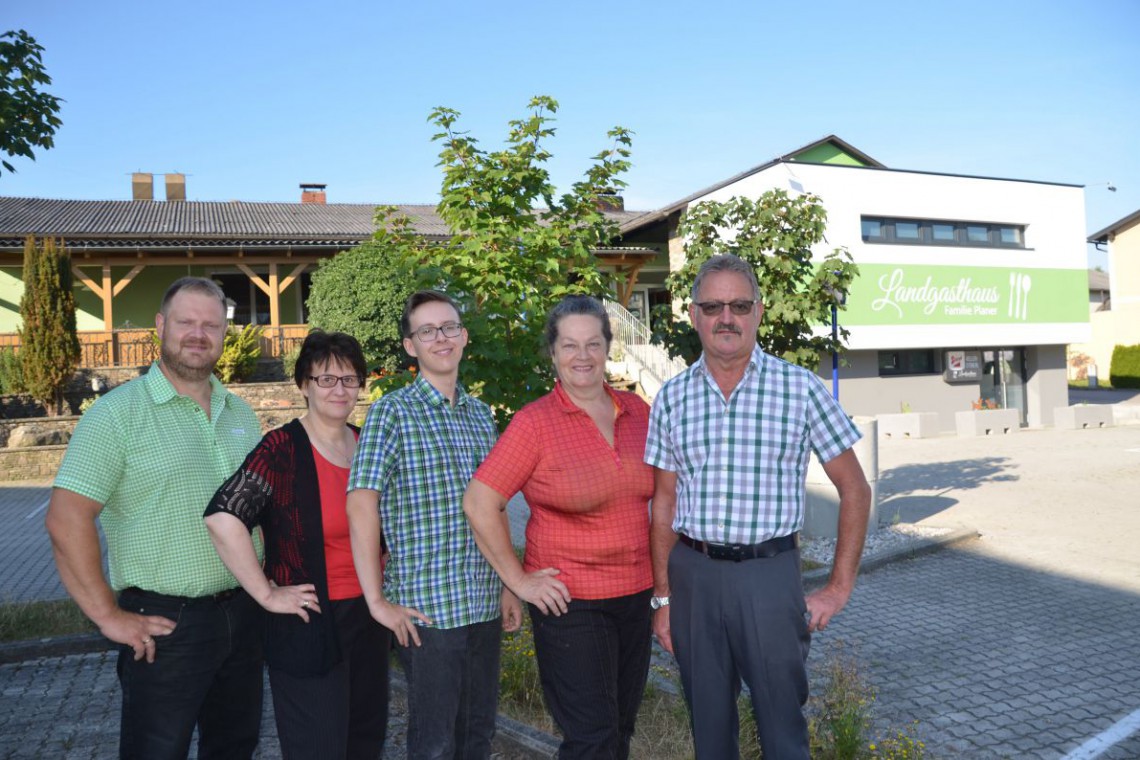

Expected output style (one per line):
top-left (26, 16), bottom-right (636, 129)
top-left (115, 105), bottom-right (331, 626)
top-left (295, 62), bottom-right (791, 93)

top-left (529, 589), bottom-right (653, 760)
top-left (269, 596), bottom-right (392, 760)
top-left (116, 587), bottom-right (264, 760)
top-left (669, 541), bottom-right (812, 760)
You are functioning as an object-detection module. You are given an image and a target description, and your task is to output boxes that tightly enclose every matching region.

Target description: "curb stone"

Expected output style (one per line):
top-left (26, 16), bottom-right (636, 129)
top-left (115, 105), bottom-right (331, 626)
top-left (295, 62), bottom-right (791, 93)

top-left (803, 524), bottom-right (981, 589)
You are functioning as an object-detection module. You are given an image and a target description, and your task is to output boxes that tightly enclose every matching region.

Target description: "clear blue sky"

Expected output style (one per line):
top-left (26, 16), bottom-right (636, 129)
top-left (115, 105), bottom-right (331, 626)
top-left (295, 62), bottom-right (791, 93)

top-left (3, 0), bottom-right (1138, 267)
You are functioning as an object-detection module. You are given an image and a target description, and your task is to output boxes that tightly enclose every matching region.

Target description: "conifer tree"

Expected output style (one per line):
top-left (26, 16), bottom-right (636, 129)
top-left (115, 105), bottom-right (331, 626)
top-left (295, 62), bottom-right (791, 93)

top-left (19, 236), bottom-right (80, 414)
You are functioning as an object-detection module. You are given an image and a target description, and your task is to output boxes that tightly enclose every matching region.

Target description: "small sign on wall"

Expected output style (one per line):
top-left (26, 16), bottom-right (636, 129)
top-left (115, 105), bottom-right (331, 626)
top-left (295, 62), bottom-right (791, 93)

top-left (944, 350), bottom-right (981, 384)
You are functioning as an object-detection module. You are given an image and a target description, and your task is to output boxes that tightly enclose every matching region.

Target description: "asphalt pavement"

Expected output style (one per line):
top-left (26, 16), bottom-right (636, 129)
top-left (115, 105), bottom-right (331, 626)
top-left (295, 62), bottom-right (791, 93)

top-left (2, 391), bottom-right (1139, 759)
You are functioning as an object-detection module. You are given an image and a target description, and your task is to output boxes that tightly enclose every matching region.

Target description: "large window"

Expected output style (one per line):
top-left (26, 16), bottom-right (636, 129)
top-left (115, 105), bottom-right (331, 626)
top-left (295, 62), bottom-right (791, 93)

top-left (878, 349), bottom-right (937, 376)
top-left (861, 217), bottom-right (1026, 249)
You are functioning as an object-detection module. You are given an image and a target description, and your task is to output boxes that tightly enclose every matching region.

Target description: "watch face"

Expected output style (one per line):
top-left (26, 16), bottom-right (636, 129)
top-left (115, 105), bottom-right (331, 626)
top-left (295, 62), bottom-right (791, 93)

top-left (651, 596), bottom-right (669, 610)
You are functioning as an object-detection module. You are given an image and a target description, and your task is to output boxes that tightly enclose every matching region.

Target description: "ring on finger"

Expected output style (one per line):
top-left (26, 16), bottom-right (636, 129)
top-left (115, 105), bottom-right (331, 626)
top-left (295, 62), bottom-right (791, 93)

top-left (142, 637), bottom-right (151, 645)
top-left (301, 601), bottom-right (309, 609)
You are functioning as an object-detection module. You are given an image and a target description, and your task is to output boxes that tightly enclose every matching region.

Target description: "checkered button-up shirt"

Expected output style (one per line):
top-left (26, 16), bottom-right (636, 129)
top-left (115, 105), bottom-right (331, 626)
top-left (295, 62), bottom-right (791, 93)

top-left (348, 374), bottom-right (500, 630)
top-left (645, 345), bottom-right (861, 545)
top-left (54, 363), bottom-right (261, 596)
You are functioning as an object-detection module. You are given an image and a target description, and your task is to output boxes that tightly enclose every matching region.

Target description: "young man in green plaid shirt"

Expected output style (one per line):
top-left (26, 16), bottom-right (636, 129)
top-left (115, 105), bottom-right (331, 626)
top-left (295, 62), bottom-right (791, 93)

top-left (46, 277), bottom-right (264, 759)
top-left (347, 290), bottom-right (521, 759)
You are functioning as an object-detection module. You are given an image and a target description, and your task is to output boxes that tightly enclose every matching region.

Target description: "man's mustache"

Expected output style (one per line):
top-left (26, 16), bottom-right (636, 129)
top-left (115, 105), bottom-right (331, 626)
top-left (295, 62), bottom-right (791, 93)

top-left (714, 324), bottom-right (742, 335)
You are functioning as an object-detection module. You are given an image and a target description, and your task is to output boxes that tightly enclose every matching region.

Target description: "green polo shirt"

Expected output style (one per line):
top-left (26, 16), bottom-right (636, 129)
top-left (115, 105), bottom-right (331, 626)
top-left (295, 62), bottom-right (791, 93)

top-left (54, 362), bottom-right (261, 596)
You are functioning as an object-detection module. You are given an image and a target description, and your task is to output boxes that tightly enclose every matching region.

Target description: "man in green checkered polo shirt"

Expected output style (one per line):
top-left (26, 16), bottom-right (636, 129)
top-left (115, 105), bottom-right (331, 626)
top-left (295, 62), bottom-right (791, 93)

top-left (46, 277), bottom-right (264, 759)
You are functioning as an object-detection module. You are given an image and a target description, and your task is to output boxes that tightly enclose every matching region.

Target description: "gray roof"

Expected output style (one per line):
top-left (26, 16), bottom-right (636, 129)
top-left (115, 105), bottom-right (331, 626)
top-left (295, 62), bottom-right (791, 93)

top-left (1088, 208), bottom-right (1140, 243)
top-left (0, 197), bottom-right (646, 249)
top-left (1087, 268), bottom-right (1110, 291)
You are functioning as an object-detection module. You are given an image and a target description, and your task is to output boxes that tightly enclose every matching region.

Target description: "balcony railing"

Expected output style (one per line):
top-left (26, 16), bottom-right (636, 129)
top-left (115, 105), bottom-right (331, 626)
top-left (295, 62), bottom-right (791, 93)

top-left (604, 300), bottom-right (688, 397)
top-left (0, 325), bottom-right (310, 368)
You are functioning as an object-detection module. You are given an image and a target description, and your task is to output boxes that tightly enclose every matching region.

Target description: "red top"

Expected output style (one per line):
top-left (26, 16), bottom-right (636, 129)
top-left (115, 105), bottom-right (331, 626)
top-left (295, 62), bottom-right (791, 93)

top-left (314, 445), bottom-right (363, 601)
top-left (474, 382), bottom-right (654, 600)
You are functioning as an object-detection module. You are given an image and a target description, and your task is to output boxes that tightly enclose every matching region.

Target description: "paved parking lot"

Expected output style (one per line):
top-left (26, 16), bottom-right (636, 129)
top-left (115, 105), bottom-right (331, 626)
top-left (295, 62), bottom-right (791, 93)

top-left (2, 412), bottom-right (1139, 758)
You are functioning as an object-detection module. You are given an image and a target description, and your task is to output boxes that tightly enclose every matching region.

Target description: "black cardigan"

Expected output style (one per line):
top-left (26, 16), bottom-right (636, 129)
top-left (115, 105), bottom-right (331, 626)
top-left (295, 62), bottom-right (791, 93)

top-left (205, 418), bottom-right (359, 677)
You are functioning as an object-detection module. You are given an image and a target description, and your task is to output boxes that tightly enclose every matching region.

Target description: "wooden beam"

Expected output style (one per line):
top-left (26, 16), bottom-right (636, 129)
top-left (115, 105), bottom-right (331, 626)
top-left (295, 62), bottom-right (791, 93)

top-left (279, 263), bottom-right (307, 293)
top-left (111, 264), bottom-right (145, 297)
top-left (101, 262), bottom-right (113, 329)
top-left (236, 264), bottom-right (272, 297)
top-left (72, 266), bottom-right (106, 299)
top-left (268, 263), bottom-right (280, 327)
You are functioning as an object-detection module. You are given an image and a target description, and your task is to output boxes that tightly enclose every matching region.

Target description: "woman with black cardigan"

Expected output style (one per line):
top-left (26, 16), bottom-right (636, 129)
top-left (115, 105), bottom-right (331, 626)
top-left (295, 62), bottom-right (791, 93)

top-left (205, 331), bottom-right (390, 759)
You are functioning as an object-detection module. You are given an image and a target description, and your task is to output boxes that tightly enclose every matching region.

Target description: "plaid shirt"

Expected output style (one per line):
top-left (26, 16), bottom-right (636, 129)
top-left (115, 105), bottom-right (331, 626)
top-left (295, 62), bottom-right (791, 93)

top-left (54, 363), bottom-right (261, 596)
top-left (645, 345), bottom-right (860, 545)
top-left (348, 374), bottom-right (500, 629)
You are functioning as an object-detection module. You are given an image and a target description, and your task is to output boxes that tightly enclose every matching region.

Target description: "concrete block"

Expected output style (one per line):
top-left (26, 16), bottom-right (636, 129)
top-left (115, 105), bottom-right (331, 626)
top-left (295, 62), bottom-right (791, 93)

top-left (804, 417), bottom-right (879, 539)
top-left (1053, 405), bottom-right (1113, 430)
top-left (955, 409), bottom-right (1020, 437)
top-left (877, 412), bottom-right (940, 439)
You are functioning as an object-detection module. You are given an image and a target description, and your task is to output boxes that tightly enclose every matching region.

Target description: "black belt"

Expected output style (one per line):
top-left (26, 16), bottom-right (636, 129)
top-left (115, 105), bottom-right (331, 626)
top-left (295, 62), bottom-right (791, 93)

top-left (678, 532), bottom-right (798, 562)
top-left (121, 587), bottom-right (242, 606)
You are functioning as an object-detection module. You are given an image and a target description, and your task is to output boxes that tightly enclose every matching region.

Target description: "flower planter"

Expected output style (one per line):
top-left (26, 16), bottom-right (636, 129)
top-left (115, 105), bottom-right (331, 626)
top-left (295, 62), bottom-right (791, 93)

top-left (876, 412), bottom-right (940, 439)
top-left (955, 409), bottom-right (1020, 437)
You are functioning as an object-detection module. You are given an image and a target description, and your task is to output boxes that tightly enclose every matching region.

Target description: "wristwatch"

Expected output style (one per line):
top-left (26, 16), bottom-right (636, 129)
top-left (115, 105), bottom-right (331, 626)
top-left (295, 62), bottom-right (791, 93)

top-left (650, 595), bottom-right (670, 610)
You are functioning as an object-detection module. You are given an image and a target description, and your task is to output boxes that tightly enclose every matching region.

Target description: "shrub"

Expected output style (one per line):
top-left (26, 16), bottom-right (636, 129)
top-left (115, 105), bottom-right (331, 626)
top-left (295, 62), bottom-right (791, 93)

top-left (19, 236), bottom-right (80, 414)
top-left (1109, 344), bottom-right (1140, 389)
top-left (281, 344), bottom-right (301, 381)
top-left (0, 347), bottom-right (25, 394)
top-left (215, 325), bottom-right (263, 383)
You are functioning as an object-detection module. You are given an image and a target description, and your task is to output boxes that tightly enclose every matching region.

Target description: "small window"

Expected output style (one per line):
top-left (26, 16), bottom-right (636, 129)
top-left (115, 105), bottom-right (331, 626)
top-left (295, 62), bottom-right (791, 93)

top-left (932, 223), bottom-right (956, 242)
top-left (998, 226), bottom-right (1021, 245)
top-left (966, 225), bottom-right (989, 243)
top-left (878, 350), bottom-right (936, 376)
top-left (861, 219), bottom-right (882, 240)
top-left (896, 222), bottom-right (920, 240)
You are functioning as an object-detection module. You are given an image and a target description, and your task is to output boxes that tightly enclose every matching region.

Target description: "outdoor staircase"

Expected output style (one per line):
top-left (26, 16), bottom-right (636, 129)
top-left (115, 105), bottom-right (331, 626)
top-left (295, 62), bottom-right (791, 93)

top-left (604, 300), bottom-right (688, 400)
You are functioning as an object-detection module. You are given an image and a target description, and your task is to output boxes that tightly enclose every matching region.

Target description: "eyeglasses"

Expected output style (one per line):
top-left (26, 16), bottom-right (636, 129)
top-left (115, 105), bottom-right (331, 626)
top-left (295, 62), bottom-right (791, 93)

top-left (309, 375), bottom-right (364, 389)
top-left (694, 299), bottom-right (758, 316)
top-left (410, 322), bottom-right (463, 342)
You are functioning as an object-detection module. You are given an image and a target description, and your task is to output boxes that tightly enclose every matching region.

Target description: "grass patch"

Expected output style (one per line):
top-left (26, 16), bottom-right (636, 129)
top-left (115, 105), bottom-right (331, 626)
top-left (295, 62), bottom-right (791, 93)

top-left (500, 622), bottom-right (927, 759)
top-left (0, 598), bottom-right (96, 642)
top-left (1068, 378), bottom-right (1114, 389)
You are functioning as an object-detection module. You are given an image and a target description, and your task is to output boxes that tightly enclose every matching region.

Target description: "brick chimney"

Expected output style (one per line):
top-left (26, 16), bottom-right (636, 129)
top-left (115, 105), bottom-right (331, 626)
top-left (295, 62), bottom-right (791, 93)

top-left (132, 172), bottom-right (153, 201)
top-left (165, 173), bottom-right (186, 202)
top-left (300, 183), bottom-right (327, 204)
top-left (595, 191), bottom-right (624, 212)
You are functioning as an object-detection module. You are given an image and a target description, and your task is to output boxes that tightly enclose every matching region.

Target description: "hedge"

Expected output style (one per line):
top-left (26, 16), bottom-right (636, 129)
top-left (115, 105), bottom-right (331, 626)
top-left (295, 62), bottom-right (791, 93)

top-left (1109, 344), bottom-right (1140, 389)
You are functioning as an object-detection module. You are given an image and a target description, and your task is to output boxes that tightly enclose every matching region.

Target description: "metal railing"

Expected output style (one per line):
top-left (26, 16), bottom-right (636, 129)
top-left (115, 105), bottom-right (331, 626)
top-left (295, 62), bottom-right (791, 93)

top-left (604, 300), bottom-right (688, 396)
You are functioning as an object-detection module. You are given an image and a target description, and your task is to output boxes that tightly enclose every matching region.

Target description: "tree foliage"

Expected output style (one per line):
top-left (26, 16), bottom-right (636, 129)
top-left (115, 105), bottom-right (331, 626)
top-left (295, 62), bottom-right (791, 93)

top-left (19, 236), bottom-right (79, 414)
top-left (214, 324), bottom-right (264, 384)
top-left (306, 208), bottom-right (420, 375)
top-left (409, 96), bottom-right (632, 421)
top-left (0, 30), bottom-right (63, 175)
top-left (652, 190), bottom-right (858, 371)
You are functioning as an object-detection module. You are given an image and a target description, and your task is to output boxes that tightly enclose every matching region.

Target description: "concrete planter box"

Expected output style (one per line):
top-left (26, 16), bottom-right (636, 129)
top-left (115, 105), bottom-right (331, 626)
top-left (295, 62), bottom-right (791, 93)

top-left (955, 409), bottom-right (1020, 437)
top-left (1054, 405), bottom-right (1113, 430)
top-left (877, 412), bottom-right (940, 439)
top-left (804, 417), bottom-right (880, 540)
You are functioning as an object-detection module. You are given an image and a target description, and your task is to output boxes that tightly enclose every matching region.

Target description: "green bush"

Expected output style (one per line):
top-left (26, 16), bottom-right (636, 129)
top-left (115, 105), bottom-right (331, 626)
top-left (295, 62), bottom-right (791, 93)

top-left (215, 325), bottom-right (264, 384)
top-left (0, 347), bottom-right (25, 394)
top-left (1109, 344), bottom-right (1140, 389)
top-left (281, 344), bottom-right (301, 381)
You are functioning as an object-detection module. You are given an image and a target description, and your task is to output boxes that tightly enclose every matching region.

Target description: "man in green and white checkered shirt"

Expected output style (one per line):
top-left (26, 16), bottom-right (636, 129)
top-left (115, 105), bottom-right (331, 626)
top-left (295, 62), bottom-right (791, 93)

top-left (645, 255), bottom-right (872, 760)
top-left (347, 290), bottom-right (519, 760)
top-left (47, 277), bottom-right (264, 759)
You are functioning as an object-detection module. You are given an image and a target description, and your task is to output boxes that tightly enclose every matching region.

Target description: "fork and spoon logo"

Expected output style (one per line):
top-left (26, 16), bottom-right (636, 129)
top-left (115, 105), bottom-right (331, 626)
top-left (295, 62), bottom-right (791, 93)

top-left (1008, 272), bottom-right (1032, 320)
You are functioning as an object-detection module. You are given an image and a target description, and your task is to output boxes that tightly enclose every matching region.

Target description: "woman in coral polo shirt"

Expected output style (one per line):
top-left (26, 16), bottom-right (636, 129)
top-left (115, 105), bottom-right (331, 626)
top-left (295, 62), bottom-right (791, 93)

top-left (464, 295), bottom-right (654, 760)
top-left (205, 331), bottom-right (390, 759)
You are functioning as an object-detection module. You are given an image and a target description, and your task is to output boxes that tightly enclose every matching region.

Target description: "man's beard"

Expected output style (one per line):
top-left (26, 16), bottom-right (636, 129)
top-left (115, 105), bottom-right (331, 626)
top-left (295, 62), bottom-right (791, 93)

top-left (161, 340), bottom-right (217, 383)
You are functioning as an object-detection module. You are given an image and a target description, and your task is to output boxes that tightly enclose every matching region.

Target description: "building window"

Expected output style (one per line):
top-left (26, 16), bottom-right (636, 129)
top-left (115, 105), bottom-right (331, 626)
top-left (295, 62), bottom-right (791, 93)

top-left (878, 349), bottom-right (937, 376)
top-left (861, 217), bottom-right (1027, 249)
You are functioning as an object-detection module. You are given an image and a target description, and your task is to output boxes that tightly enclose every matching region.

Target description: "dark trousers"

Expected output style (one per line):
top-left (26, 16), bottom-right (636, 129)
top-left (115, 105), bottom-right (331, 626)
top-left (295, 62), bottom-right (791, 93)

top-left (669, 541), bottom-right (812, 760)
top-left (529, 589), bottom-right (653, 760)
top-left (396, 618), bottom-right (502, 760)
top-left (269, 596), bottom-right (392, 760)
top-left (115, 587), bottom-right (264, 760)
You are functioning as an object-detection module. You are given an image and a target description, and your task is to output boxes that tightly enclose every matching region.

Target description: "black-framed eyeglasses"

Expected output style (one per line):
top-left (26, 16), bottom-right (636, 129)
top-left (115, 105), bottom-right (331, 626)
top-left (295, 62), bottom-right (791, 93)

top-left (694, 299), bottom-right (757, 316)
top-left (411, 322), bottom-right (463, 342)
top-left (309, 375), bottom-right (364, 389)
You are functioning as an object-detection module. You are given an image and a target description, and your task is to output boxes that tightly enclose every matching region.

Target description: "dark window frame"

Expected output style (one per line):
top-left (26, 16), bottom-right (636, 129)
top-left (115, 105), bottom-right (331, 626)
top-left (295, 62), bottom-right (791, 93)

top-left (861, 216), bottom-right (1027, 249)
top-left (878, 349), bottom-right (938, 377)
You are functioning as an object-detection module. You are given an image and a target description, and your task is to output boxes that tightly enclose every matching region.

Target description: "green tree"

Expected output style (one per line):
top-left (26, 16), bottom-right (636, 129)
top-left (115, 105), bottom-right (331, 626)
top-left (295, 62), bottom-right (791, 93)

top-left (19, 236), bottom-right (80, 415)
top-left (307, 208), bottom-right (420, 376)
top-left (413, 96), bottom-right (632, 421)
top-left (0, 30), bottom-right (63, 175)
top-left (652, 190), bottom-right (858, 370)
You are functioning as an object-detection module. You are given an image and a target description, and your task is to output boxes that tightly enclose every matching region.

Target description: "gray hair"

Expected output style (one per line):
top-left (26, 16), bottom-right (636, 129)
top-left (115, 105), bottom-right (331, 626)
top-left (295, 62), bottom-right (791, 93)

top-left (691, 254), bottom-right (761, 303)
top-left (543, 295), bottom-right (613, 354)
top-left (160, 277), bottom-right (227, 316)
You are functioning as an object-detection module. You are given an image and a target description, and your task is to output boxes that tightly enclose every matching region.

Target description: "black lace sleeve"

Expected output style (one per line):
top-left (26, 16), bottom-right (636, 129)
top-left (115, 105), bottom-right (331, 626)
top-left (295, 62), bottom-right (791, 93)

top-left (204, 428), bottom-right (291, 529)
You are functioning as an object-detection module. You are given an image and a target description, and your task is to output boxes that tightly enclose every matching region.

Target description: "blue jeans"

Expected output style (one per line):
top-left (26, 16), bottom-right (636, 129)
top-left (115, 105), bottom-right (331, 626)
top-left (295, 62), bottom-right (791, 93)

top-left (529, 589), bottom-right (652, 760)
top-left (396, 618), bottom-right (501, 760)
top-left (116, 587), bottom-right (264, 760)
